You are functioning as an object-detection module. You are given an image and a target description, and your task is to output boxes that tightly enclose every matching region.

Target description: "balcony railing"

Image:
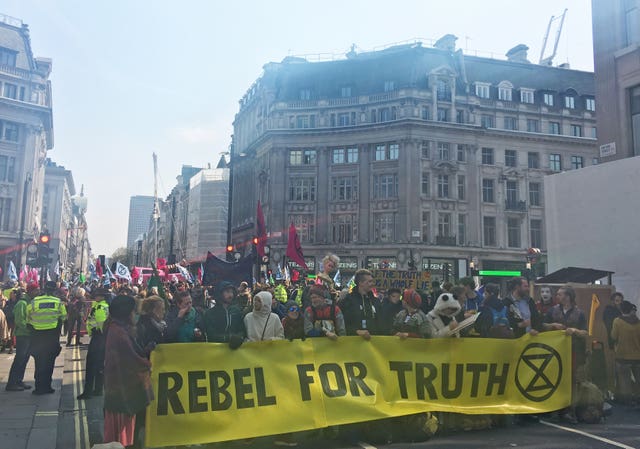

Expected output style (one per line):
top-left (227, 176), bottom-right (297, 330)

top-left (505, 200), bottom-right (527, 211)
top-left (435, 235), bottom-right (457, 246)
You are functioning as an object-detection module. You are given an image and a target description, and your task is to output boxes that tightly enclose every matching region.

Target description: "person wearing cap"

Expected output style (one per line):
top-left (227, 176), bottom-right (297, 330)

top-left (392, 289), bottom-right (431, 339)
top-left (77, 287), bottom-right (110, 399)
top-left (5, 287), bottom-right (33, 391)
top-left (304, 285), bottom-right (346, 340)
top-left (26, 280), bottom-right (67, 395)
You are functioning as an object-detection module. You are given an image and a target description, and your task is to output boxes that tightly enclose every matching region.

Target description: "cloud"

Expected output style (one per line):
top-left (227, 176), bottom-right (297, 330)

top-left (169, 124), bottom-right (218, 145)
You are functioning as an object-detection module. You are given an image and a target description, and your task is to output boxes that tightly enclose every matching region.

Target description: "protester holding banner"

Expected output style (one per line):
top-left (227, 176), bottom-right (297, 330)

top-left (392, 289), bottom-right (431, 339)
top-left (282, 301), bottom-right (305, 340)
top-left (244, 291), bottom-right (284, 342)
top-left (425, 293), bottom-right (461, 338)
top-left (165, 290), bottom-right (204, 343)
top-left (304, 285), bottom-right (346, 340)
top-left (340, 269), bottom-right (380, 338)
top-left (203, 281), bottom-right (245, 346)
top-left (504, 277), bottom-right (543, 338)
top-left (103, 295), bottom-right (153, 448)
top-left (379, 288), bottom-right (403, 336)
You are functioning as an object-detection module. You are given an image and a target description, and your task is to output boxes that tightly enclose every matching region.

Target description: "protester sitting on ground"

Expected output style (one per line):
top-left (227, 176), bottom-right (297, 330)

top-left (136, 296), bottom-right (167, 352)
top-left (304, 285), bottom-right (346, 340)
top-left (103, 295), bottom-right (153, 449)
top-left (165, 290), bottom-right (204, 343)
top-left (610, 300), bottom-right (640, 405)
top-left (282, 301), bottom-right (305, 341)
top-left (244, 291), bottom-right (284, 342)
top-left (392, 289), bottom-right (431, 339)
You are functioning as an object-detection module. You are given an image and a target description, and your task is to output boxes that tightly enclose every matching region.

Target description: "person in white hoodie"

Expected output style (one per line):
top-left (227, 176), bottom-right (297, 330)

top-left (244, 291), bottom-right (285, 342)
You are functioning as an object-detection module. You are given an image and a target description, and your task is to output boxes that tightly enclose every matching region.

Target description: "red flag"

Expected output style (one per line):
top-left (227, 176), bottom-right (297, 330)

top-left (156, 258), bottom-right (167, 271)
top-left (95, 258), bottom-right (103, 278)
top-left (286, 223), bottom-right (308, 270)
top-left (256, 201), bottom-right (267, 257)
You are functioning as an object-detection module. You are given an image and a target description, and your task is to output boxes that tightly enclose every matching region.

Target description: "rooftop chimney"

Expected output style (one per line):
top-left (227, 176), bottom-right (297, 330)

top-left (505, 44), bottom-right (530, 63)
top-left (434, 34), bottom-right (458, 52)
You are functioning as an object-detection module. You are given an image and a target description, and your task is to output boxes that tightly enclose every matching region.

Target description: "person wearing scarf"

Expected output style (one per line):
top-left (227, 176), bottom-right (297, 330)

top-left (136, 295), bottom-right (167, 351)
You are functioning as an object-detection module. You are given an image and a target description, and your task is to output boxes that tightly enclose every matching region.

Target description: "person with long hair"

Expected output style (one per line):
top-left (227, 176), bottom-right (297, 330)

top-left (103, 295), bottom-right (153, 448)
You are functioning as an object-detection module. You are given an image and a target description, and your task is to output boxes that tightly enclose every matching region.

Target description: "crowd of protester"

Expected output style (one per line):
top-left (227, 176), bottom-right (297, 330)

top-left (1, 253), bottom-right (639, 448)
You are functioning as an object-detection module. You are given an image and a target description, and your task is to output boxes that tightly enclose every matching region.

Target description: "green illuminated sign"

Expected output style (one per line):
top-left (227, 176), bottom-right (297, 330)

top-left (478, 270), bottom-right (522, 277)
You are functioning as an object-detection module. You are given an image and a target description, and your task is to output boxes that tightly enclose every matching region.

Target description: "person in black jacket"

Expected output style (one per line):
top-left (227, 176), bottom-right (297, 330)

top-left (136, 296), bottom-right (167, 351)
top-left (379, 288), bottom-right (403, 335)
top-left (340, 269), bottom-right (380, 338)
top-left (504, 277), bottom-right (542, 338)
top-left (203, 281), bottom-right (245, 347)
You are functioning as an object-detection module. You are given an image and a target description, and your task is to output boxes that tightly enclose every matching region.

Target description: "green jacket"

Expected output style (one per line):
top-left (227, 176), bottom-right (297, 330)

top-left (13, 299), bottom-right (31, 337)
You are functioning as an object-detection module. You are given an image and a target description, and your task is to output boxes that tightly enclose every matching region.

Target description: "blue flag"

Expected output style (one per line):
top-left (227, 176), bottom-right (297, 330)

top-left (8, 261), bottom-right (17, 282)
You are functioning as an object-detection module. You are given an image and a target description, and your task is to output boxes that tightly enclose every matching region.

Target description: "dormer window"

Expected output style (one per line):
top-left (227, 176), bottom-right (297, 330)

top-left (341, 86), bottom-right (352, 98)
top-left (543, 93), bottom-right (554, 106)
top-left (586, 98), bottom-right (595, 111)
top-left (565, 96), bottom-right (575, 109)
top-left (384, 81), bottom-right (396, 92)
top-left (520, 89), bottom-right (535, 104)
top-left (498, 81), bottom-right (513, 101)
top-left (475, 83), bottom-right (490, 99)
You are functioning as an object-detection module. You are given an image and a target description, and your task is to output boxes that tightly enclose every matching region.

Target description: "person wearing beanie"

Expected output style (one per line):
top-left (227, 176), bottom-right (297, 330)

top-left (203, 281), bottom-right (245, 346)
top-left (103, 295), bottom-right (153, 448)
top-left (243, 291), bottom-right (284, 342)
top-left (393, 289), bottom-right (431, 339)
top-left (304, 285), bottom-right (346, 340)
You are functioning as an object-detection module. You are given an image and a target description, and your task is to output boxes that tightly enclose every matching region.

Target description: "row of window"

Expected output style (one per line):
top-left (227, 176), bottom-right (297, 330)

top-left (474, 83), bottom-right (595, 111)
top-left (289, 110), bottom-right (595, 136)
top-left (290, 211), bottom-right (542, 249)
top-left (0, 155), bottom-right (16, 183)
top-left (290, 145), bottom-right (590, 171)
top-left (0, 47), bottom-right (17, 67)
top-left (0, 81), bottom-right (25, 101)
top-left (0, 197), bottom-right (11, 231)
top-left (0, 120), bottom-right (19, 142)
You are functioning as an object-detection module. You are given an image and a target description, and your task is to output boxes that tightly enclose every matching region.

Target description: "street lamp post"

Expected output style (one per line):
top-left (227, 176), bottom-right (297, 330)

top-left (16, 173), bottom-right (32, 267)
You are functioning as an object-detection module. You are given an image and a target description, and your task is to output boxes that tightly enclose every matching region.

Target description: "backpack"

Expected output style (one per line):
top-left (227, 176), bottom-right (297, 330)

top-left (489, 306), bottom-right (514, 339)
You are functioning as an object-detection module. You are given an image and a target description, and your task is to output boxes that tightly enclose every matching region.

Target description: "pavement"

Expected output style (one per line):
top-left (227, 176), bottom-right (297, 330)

top-left (0, 335), bottom-right (96, 449)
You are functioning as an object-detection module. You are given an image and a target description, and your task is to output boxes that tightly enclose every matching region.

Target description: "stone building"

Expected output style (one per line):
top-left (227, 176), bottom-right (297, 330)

top-left (0, 14), bottom-right (53, 272)
top-left (592, 0), bottom-right (640, 160)
top-left (229, 36), bottom-right (598, 280)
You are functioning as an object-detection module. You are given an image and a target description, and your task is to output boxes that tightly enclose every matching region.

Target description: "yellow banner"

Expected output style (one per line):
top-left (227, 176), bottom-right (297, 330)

top-left (146, 332), bottom-right (571, 447)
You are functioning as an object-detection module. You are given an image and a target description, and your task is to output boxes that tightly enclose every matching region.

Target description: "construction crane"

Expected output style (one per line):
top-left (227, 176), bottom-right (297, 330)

top-left (539, 8), bottom-right (568, 66)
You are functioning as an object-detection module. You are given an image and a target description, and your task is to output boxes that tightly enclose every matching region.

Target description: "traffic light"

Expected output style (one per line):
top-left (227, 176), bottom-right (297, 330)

top-left (25, 242), bottom-right (38, 266)
top-left (226, 244), bottom-right (234, 262)
top-left (252, 237), bottom-right (259, 246)
top-left (38, 231), bottom-right (53, 265)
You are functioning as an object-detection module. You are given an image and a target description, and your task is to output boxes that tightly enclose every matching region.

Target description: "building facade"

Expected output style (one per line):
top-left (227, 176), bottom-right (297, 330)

top-left (186, 167), bottom-right (229, 261)
top-left (42, 159), bottom-right (75, 273)
top-left (127, 195), bottom-right (155, 249)
top-left (592, 0), bottom-right (640, 161)
top-left (230, 37), bottom-right (598, 280)
top-left (0, 14), bottom-right (53, 272)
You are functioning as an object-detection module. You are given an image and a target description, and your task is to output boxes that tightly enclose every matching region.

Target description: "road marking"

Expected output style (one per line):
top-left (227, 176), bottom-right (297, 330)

top-left (540, 420), bottom-right (637, 449)
top-left (73, 345), bottom-right (81, 449)
top-left (358, 442), bottom-right (378, 449)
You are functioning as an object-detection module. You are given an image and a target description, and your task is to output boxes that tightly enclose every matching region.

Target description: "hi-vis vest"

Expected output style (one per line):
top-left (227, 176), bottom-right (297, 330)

top-left (27, 295), bottom-right (67, 331)
top-left (87, 300), bottom-right (109, 336)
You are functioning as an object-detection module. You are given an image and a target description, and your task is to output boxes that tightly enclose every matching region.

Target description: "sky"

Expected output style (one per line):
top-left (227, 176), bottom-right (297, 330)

top-left (3, 0), bottom-right (594, 257)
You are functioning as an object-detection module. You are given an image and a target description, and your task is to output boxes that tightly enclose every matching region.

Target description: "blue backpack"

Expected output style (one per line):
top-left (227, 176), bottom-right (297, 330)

top-left (489, 306), bottom-right (514, 338)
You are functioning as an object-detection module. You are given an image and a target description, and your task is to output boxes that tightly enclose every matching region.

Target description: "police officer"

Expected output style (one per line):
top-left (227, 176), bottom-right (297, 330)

top-left (77, 287), bottom-right (109, 399)
top-left (27, 281), bottom-right (67, 395)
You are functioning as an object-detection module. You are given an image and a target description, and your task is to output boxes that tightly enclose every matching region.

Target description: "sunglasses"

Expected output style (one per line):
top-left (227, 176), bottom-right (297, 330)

top-left (288, 306), bottom-right (300, 312)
